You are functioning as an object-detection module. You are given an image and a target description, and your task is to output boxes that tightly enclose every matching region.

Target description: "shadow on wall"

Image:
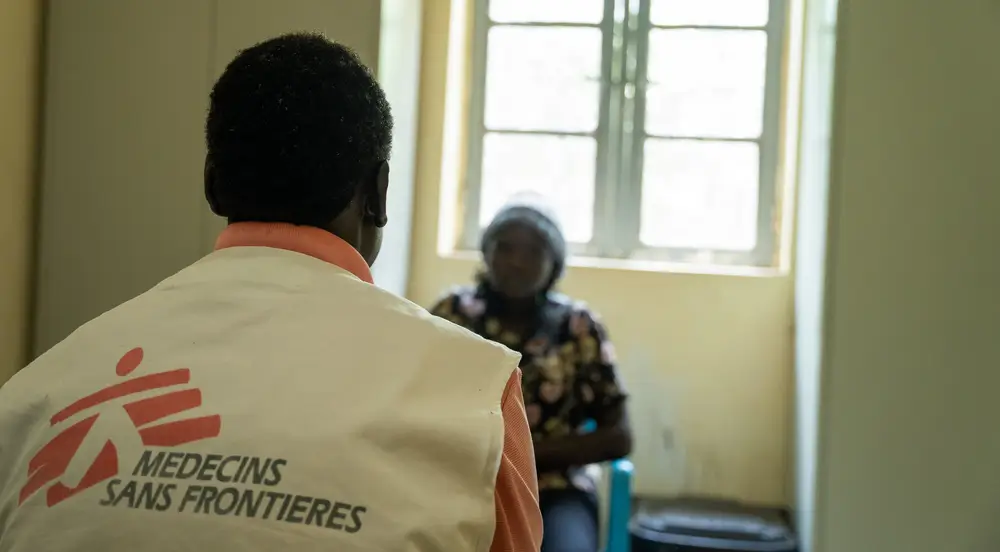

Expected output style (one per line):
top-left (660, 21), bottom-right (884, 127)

top-left (0, 0), bottom-right (42, 383)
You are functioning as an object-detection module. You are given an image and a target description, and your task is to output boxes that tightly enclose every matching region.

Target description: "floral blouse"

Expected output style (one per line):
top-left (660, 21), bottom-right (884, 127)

top-left (430, 285), bottom-right (627, 493)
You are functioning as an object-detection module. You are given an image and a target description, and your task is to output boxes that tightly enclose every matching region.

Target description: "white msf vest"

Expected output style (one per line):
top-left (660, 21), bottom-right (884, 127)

top-left (0, 247), bottom-right (520, 551)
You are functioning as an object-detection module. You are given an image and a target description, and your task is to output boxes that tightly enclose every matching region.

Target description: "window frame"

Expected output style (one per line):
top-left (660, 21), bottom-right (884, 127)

top-left (460, 0), bottom-right (789, 268)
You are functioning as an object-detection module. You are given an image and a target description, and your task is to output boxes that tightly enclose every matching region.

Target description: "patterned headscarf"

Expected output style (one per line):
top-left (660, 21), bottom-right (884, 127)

top-left (480, 192), bottom-right (567, 284)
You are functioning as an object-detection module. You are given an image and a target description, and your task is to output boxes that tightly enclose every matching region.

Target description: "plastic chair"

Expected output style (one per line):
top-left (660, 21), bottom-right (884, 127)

top-left (580, 420), bottom-right (633, 552)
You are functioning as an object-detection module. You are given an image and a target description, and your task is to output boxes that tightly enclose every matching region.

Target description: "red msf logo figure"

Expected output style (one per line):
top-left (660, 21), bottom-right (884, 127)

top-left (19, 347), bottom-right (222, 507)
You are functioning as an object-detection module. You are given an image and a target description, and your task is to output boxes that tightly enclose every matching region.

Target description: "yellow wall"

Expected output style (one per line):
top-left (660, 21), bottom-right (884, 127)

top-left (7, 0), bottom-right (792, 502)
top-left (0, 0), bottom-right (41, 383)
top-left (407, 0), bottom-right (793, 503)
top-left (807, 0), bottom-right (1000, 550)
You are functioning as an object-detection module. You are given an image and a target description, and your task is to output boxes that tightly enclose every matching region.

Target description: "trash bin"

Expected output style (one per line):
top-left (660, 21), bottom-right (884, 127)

top-left (630, 498), bottom-right (798, 552)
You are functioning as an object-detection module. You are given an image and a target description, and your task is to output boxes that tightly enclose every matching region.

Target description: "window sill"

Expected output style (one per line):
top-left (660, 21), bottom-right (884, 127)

top-left (438, 249), bottom-right (788, 278)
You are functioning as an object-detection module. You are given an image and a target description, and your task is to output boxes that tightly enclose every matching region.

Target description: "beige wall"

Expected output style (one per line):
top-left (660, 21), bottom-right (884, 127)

top-left (33, 0), bottom-right (385, 355)
top-left (407, 0), bottom-right (794, 503)
top-left (0, 0), bottom-right (41, 383)
top-left (804, 0), bottom-right (1000, 550)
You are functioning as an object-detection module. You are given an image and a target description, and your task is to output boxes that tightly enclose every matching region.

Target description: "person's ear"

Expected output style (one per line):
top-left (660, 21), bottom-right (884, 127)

top-left (362, 161), bottom-right (389, 228)
top-left (204, 157), bottom-right (226, 217)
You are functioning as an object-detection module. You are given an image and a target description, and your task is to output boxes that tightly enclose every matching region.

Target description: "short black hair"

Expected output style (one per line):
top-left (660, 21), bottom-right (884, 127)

top-left (206, 33), bottom-right (392, 226)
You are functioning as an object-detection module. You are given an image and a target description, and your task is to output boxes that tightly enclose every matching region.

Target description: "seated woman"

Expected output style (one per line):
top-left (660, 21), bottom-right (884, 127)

top-left (431, 193), bottom-right (633, 552)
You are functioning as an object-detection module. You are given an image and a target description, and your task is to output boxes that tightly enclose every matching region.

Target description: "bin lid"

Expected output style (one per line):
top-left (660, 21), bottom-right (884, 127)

top-left (631, 508), bottom-right (797, 551)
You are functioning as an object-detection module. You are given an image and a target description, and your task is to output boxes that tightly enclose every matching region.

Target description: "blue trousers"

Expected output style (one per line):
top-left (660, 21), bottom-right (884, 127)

top-left (540, 489), bottom-right (599, 552)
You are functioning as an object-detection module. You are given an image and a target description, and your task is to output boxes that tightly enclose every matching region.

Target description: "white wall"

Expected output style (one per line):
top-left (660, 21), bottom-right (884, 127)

top-left (371, 0), bottom-right (422, 296)
top-left (35, 0), bottom-right (217, 353)
top-left (792, 0), bottom-right (838, 548)
top-left (33, 0), bottom-right (421, 353)
top-left (798, 0), bottom-right (1000, 550)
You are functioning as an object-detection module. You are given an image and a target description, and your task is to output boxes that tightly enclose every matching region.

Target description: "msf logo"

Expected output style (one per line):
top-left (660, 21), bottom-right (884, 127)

top-left (19, 347), bottom-right (222, 507)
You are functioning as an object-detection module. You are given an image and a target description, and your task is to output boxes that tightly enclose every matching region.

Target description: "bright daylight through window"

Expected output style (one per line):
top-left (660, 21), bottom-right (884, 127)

top-left (460, 0), bottom-right (788, 267)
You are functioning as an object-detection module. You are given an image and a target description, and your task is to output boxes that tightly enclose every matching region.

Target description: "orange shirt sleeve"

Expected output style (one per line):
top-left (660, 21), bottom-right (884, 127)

top-left (491, 369), bottom-right (543, 552)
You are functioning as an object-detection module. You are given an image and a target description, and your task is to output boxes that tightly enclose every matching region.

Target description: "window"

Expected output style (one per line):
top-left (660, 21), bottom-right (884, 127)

top-left (460, 0), bottom-right (789, 267)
